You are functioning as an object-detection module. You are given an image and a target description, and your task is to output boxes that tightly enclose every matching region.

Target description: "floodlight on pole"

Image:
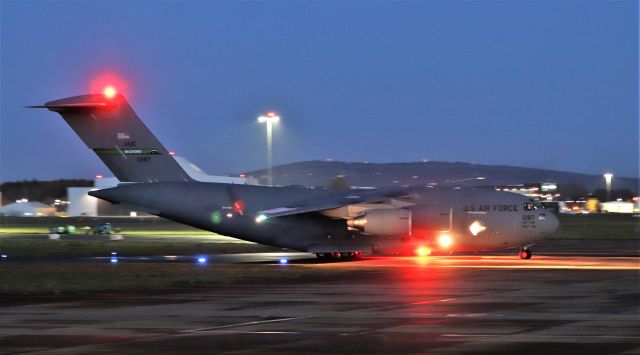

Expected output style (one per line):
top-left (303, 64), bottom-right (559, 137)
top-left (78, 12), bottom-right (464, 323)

top-left (603, 173), bottom-right (613, 202)
top-left (258, 112), bottom-right (280, 186)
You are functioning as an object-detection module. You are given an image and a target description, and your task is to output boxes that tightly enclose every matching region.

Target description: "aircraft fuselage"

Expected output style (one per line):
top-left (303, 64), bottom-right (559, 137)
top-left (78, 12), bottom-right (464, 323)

top-left (91, 182), bottom-right (558, 255)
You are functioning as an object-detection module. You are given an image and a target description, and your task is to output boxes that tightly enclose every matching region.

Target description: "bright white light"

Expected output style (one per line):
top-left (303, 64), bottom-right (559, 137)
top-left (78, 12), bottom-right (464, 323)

top-left (438, 234), bottom-right (453, 249)
top-left (468, 221), bottom-right (487, 236)
top-left (103, 86), bottom-right (117, 99)
top-left (197, 256), bottom-right (207, 264)
top-left (258, 113), bottom-right (280, 123)
top-left (226, 213), bottom-right (233, 218)
top-left (279, 258), bottom-right (288, 264)
top-left (255, 214), bottom-right (268, 223)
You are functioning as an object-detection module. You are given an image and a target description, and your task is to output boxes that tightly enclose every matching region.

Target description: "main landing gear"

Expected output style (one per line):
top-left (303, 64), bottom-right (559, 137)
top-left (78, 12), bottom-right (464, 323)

top-left (518, 248), bottom-right (532, 260)
top-left (316, 252), bottom-right (362, 261)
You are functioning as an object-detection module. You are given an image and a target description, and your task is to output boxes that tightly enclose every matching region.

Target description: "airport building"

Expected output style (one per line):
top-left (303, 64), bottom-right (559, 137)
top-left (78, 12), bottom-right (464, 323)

top-left (600, 200), bottom-right (637, 214)
top-left (67, 178), bottom-right (131, 217)
top-left (494, 183), bottom-right (559, 201)
top-left (0, 200), bottom-right (57, 217)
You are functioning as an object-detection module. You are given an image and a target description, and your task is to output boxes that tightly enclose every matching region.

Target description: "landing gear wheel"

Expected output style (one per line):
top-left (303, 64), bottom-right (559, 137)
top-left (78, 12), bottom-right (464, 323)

top-left (315, 252), bottom-right (362, 261)
top-left (519, 249), bottom-right (532, 260)
top-left (339, 252), bottom-right (362, 260)
top-left (316, 253), bottom-right (341, 261)
top-left (316, 253), bottom-right (332, 260)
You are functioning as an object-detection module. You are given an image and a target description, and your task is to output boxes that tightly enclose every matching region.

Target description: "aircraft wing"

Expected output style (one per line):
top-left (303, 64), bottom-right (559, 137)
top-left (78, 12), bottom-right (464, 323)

top-left (256, 188), bottom-right (411, 219)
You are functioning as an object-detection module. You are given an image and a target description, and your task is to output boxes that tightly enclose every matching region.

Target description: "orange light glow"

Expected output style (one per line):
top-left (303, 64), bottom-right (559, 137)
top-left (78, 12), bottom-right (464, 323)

top-left (438, 234), bottom-right (453, 249)
top-left (103, 86), bottom-right (117, 99)
top-left (416, 246), bottom-right (431, 256)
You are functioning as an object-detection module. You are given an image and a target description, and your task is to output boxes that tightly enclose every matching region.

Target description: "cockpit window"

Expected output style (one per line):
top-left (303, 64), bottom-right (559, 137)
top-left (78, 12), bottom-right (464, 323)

top-left (524, 201), bottom-right (545, 211)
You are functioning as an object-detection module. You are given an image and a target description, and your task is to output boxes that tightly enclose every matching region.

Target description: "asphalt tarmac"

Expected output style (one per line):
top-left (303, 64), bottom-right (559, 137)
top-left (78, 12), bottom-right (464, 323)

top-left (1, 240), bottom-right (639, 354)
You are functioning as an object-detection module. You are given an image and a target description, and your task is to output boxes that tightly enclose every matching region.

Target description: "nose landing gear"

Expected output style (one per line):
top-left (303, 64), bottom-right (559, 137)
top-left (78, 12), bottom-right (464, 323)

top-left (519, 248), bottom-right (532, 260)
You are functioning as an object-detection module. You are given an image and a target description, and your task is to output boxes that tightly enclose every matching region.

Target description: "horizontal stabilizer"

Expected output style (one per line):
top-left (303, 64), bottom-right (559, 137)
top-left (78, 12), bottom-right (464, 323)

top-left (27, 102), bottom-right (112, 110)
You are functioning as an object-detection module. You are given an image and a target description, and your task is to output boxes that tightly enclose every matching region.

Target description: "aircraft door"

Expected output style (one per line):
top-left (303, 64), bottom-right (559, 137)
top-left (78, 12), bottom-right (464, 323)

top-left (411, 205), bottom-right (452, 232)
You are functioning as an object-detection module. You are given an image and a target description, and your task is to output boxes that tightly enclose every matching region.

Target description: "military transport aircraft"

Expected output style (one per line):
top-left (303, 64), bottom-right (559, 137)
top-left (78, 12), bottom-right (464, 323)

top-left (31, 89), bottom-right (558, 260)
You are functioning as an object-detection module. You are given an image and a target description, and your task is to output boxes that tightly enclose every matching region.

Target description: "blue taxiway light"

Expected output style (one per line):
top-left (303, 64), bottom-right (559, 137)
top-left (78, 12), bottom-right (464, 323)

top-left (279, 258), bottom-right (288, 264)
top-left (197, 256), bottom-right (208, 264)
top-left (110, 251), bottom-right (118, 263)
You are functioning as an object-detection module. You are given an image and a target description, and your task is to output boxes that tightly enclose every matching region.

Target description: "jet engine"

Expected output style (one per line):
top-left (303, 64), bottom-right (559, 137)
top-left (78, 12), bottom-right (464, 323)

top-left (347, 209), bottom-right (411, 236)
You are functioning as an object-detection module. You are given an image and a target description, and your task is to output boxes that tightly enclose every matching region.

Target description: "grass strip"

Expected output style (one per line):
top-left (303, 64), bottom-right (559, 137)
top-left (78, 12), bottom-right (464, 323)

top-left (0, 263), bottom-right (338, 295)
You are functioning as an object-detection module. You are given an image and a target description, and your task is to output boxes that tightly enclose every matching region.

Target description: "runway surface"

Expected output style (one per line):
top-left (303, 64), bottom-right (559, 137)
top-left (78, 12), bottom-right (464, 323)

top-left (1, 248), bottom-right (639, 354)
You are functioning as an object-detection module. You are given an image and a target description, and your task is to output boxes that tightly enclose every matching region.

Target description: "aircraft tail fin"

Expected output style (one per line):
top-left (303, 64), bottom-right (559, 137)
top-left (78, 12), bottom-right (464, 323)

top-left (30, 93), bottom-right (192, 183)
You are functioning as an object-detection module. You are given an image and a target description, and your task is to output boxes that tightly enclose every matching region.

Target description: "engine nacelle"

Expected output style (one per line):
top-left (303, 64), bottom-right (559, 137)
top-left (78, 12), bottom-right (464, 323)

top-left (347, 209), bottom-right (411, 236)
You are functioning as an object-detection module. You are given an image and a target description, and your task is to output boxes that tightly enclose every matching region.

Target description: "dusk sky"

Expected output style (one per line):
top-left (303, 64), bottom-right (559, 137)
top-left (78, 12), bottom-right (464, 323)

top-left (1, 1), bottom-right (637, 182)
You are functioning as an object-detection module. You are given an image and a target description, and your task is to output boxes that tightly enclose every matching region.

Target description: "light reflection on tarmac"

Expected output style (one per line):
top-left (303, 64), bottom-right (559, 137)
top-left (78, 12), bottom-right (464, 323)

top-left (1, 241), bottom-right (639, 354)
top-left (344, 255), bottom-right (640, 271)
top-left (27, 253), bottom-right (634, 272)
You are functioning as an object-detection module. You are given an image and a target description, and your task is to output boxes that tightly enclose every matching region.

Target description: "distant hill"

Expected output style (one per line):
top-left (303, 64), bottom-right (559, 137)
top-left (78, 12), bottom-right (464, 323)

top-left (247, 161), bottom-right (639, 192)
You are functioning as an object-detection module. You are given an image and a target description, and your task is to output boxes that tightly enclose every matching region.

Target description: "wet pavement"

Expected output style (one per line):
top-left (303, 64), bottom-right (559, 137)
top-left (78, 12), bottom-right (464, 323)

top-left (1, 245), bottom-right (639, 354)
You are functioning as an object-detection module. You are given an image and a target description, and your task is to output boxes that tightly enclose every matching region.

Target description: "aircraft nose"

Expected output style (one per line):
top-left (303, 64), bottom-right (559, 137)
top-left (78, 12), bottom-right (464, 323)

top-left (546, 212), bottom-right (559, 234)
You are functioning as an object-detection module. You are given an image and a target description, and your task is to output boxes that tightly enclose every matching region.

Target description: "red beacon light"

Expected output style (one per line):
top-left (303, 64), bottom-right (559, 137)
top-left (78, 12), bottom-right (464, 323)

top-left (103, 86), bottom-right (117, 99)
top-left (233, 200), bottom-right (245, 214)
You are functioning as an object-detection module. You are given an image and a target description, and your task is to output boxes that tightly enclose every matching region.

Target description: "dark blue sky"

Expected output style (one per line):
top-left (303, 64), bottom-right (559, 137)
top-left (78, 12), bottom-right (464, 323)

top-left (1, 1), bottom-right (638, 182)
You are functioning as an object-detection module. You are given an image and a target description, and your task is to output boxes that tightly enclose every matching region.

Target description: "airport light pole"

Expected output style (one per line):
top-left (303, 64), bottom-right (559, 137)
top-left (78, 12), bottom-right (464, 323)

top-left (603, 173), bottom-right (613, 201)
top-left (258, 112), bottom-right (280, 186)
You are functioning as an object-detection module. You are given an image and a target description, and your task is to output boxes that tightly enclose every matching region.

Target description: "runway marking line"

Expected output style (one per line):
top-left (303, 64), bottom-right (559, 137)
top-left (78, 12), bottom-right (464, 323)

top-left (180, 316), bottom-right (313, 333)
top-left (181, 330), bottom-right (300, 335)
